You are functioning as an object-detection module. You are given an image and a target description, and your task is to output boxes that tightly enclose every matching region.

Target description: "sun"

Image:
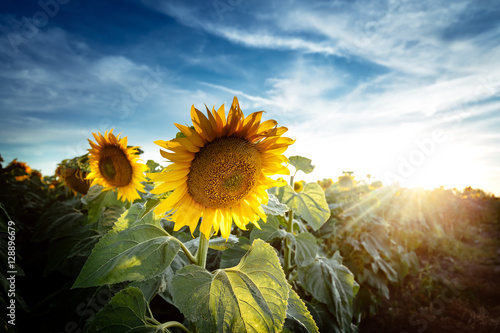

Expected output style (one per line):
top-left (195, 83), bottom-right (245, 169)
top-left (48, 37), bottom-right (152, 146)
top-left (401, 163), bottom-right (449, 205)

top-left (149, 97), bottom-right (294, 239)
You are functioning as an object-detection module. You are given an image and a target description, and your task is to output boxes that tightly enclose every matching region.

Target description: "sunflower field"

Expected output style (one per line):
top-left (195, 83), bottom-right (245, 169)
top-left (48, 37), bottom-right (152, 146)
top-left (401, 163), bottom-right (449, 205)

top-left (1, 97), bottom-right (499, 333)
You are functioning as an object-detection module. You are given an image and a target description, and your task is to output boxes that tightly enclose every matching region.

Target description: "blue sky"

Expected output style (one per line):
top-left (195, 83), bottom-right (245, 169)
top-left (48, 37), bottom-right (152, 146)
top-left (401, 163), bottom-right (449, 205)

top-left (1, 0), bottom-right (500, 194)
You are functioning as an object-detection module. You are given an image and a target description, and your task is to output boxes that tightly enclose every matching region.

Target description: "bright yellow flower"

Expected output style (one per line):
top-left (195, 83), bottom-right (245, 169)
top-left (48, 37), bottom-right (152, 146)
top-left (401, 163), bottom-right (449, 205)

top-left (86, 130), bottom-right (147, 202)
top-left (149, 97), bottom-right (294, 239)
top-left (294, 180), bottom-right (305, 192)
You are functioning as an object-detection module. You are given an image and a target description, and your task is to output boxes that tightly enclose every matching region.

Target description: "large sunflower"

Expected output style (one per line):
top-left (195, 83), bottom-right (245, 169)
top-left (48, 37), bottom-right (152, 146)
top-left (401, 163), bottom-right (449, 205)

top-left (87, 130), bottom-right (147, 202)
top-left (149, 97), bottom-right (294, 239)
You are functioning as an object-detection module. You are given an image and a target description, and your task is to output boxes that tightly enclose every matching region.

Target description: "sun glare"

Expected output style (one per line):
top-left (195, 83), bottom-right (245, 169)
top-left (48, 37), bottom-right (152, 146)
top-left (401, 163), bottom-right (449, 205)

top-left (403, 143), bottom-right (485, 191)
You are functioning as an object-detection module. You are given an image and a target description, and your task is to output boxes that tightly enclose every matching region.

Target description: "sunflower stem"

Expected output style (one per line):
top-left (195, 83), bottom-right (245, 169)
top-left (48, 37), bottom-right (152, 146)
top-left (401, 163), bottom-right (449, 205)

top-left (196, 231), bottom-right (211, 268)
top-left (284, 209), bottom-right (294, 278)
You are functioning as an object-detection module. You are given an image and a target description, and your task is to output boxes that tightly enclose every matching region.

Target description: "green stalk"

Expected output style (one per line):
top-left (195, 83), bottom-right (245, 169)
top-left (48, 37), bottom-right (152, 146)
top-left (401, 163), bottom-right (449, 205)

top-left (284, 209), bottom-right (294, 278)
top-left (283, 172), bottom-right (297, 278)
top-left (196, 227), bottom-right (212, 268)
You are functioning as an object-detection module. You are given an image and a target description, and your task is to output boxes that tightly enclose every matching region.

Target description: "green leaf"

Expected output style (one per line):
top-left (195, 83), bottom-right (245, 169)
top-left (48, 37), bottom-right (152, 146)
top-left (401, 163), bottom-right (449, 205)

top-left (172, 239), bottom-right (289, 332)
top-left (83, 185), bottom-right (125, 225)
top-left (359, 269), bottom-right (390, 299)
top-left (73, 225), bottom-right (180, 288)
top-left (285, 286), bottom-right (319, 332)
top-left (371, 258), bottom-right (398, 284)
top-left (360, 233), bottom-right (390, 260)
top-left (113, 203), bottom-right (159, 234)
top-left (262, 193), bottom-right (289, 215)
top-left (250, 215), bottom-right (287, 243)
top-left (288, 156), bottom-right (315, 174)
top-left (130, 268), bottom-right (171, 303)
top-left (294, 232), bottom-right (318, 267)
top-left (298, 257), bottom-right (357, 332)
top-left (279, 183), bottom-right (330, 230)
top-left (83, 287), bottom-right (154, 333)
top-left (138, 199), bottom-right (160, 221)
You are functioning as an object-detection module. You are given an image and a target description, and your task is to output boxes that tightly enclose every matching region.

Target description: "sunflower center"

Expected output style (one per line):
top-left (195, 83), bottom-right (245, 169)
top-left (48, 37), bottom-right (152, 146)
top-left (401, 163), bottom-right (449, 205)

top-left (98, 146), bottom-right (133, 187)
top-left (187, 137), bottom-right (262, 208)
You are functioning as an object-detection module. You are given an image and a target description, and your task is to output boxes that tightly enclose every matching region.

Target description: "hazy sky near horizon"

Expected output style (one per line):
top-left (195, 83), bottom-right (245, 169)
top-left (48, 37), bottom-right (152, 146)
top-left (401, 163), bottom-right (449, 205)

top-left (1, 0), bottom-right (500, 194)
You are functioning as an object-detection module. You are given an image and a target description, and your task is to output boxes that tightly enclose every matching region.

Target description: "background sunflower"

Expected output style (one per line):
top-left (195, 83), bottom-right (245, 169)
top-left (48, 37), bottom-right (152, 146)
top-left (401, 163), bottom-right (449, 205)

top-left (87, 130), bottom-right (147, 202)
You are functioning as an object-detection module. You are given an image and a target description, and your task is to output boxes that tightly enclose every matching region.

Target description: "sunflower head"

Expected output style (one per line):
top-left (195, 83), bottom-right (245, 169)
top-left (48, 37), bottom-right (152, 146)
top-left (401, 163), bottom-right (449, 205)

top-left (317, 178), bottom-right (334, 191)
top-left (338, 174), bottom-right (356, 191)
top-left (57, 164), bottom-right (91, 195)
top-left (294, 180), bottom-right (306, 192)
top-left (149, 97), bottom-right (294, 239)
top-left (5, 159), bottom-right (42, 182)
top-left (5, 159), bottom-right (32, 179)
top-left (369, 180), bottom-right (383, 191)
top-left (87, 130), bottom-right (147, 202)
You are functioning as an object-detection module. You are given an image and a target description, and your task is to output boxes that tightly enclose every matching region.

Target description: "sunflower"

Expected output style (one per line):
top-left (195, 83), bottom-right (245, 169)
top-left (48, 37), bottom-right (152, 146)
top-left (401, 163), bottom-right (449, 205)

top-left (317, 178), bottom-right (334, 191)
top-left (57, 165), bottom-right (91, 195)
top-left (294, 180), bottom-right (305, 192)
top-left (87, 130), bottom-right (147, 202)
top-left (149, 97), bottom-right (294, 239)
top-left (338, 174), bottom-right (356, 191)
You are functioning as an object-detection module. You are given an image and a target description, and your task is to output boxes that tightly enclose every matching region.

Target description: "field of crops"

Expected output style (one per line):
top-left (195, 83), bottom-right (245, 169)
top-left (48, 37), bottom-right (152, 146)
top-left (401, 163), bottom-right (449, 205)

top-left (1, 103), bottom-right (499, 333)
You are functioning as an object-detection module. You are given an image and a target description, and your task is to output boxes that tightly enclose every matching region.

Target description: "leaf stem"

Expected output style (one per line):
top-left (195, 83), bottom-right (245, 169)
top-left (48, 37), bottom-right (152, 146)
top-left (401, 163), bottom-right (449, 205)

top-left (162, 228), bottom-right (197, 265)
top-left (178, 240), bottom-right (197, 265)
top-left (159, 321), bottom-right (191, 333)
top-left (284, 209), bottom-right (294, 278)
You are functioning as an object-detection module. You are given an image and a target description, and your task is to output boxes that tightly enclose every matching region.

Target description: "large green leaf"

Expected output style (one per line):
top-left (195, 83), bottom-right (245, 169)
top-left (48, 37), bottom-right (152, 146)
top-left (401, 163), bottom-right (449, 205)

top-left (172, 239), bottom-right (289, 332)
top-left (285, 285), bottom-right (319, 332)
top-left (73, 224), bottom-right (180, 288)
top-left (279, 183), bottom-right (330, 230)
top-left (288, 156), bottom-right (315, 174)
top-left (298, 257), bottom-right (357, 332)
top-left (294, 232), bottom-right (318, 267)
top-left (83, 287), bottom-right (157, 333)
